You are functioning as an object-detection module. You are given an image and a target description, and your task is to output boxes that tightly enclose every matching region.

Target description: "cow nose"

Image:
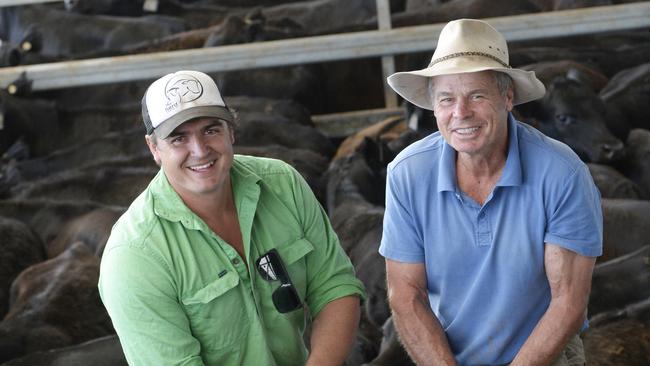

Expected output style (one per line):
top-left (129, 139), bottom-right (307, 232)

top-left (601, 141), bottom-right (624, 161)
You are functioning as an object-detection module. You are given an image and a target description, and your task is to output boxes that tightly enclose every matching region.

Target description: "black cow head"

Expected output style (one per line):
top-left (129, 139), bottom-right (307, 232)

top-left (516, 76), bottom-right (624, 164)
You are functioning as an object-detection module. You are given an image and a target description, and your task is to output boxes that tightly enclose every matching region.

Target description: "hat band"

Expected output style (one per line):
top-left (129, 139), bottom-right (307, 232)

top-left (428, 51), bottom-right (511, 68)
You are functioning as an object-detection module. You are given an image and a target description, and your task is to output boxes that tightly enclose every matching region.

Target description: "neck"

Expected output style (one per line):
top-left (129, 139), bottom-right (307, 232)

top-left (180, 178), bottom-right (236, 221)
top-left (455, 146), bottom-right (508, 206)
top-left (456, 149), bottom-right (506, 180)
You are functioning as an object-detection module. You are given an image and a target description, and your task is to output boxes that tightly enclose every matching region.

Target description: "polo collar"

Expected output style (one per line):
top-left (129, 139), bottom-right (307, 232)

top-left (436, 113), bottom-right (523, 192)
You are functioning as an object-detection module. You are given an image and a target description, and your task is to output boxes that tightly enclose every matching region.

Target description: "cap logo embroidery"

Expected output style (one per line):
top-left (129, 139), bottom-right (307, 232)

top-left (163, 74), bottom-right (204, 113)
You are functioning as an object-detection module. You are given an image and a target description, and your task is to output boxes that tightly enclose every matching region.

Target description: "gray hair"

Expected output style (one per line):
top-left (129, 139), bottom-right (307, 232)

top-left (428, 71), bottom-right (514, 101)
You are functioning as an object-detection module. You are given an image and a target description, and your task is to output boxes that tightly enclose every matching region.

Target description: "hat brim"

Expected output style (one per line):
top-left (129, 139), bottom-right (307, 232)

top-left (153, 105), bottom-right (233, 139)
top-left (387, 56), bottom-right (546, 110)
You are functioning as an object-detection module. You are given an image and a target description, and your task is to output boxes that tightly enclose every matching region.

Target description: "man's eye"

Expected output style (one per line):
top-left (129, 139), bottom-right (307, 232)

top-left (171, 136), bottom-right (185, 144)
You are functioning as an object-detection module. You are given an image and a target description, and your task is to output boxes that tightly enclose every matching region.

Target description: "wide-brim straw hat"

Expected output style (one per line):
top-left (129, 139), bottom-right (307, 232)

top-left (387, 18), bottom-right (546, 109)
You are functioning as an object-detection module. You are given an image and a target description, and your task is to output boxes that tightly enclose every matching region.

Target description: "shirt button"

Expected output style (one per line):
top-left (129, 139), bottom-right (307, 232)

top-left (479, 212), bottom-right (485, 219)
top-left (232, 258), bottom-right (240, 265)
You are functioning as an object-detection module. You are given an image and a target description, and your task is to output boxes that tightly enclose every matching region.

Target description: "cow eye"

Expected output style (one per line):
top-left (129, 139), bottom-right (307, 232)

top-left (555, 114), bottom-right (575, 126)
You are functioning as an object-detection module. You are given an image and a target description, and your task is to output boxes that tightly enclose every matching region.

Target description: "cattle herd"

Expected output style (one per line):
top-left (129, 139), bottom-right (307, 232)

top-left (0, 0), bottom-right (649, 365)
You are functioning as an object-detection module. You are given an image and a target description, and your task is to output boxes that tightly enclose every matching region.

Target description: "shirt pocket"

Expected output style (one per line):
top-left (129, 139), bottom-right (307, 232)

top-left (181, 271), bottom-right (248, 353)
top-left (275, 238), bottom-right (314, 304)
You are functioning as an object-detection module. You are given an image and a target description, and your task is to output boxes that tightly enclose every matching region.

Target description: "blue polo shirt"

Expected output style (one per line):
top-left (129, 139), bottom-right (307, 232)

top-left (379, 114), bottom-right (602, 366)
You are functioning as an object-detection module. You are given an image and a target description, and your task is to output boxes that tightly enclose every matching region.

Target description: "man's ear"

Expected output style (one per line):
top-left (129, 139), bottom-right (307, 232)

top-left (505, 88), bottom-right (515, 112)
top-left (229, 126), bottom-right (235, 145)
top-left (145, 134), bottom-right (162, 166)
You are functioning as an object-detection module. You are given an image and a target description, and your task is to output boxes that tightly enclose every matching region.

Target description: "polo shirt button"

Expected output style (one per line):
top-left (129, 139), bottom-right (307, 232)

top-left (232, 258), bottom-right (240, 265)
top-left (479, 212), bottom-right (485, 218)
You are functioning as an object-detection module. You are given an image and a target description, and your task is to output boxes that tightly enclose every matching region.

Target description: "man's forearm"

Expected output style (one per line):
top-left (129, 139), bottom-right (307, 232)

top-left (306, 295), bottom-right (360, 366)
top-left (510, 299), bottom-right (585, 366)
top-left (390, 291), bottom-right (457, 366)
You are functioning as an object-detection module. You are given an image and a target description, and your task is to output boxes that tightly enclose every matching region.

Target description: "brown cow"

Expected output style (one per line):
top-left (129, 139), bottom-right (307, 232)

top-left (0, 217), bottom-right (45, 318)
top-left (583, 301), bottom-right (650, 366)
top-left (0, 334), bottom-right (126, 366)
top-left (0, 242), bottom-right (113, 363)
top-left (47, 208), bottom-right (124, 259)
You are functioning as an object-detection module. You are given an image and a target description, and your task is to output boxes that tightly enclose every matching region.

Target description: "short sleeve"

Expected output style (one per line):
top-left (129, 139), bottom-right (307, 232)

top-left (379, 163), bottom-right (425, 263)
top-left (544, 164), bottom-right (603, 257)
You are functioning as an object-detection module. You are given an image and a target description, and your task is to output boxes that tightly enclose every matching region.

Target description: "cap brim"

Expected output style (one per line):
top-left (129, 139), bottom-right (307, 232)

top-left (153, 106), bottom-right (233, 139)
top-left (387, 57), bottom-right (546, 110)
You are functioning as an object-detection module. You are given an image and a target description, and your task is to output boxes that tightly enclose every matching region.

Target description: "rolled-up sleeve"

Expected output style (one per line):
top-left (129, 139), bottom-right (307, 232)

top-left (289, 166), bottom-right (366, 318)
top-left (99, 244), bottom-right (205, 366)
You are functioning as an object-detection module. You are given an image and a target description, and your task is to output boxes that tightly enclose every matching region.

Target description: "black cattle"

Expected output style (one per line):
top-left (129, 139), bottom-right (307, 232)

top-left (0, 217), bottom-right (45, 319)
top-left (364, 317), bottom-right (414, 366)
top-left (0, 199), bottom-right (117, 246)
top-left (1, 335), bottom-right (126, 366)
top-left (235, 144), bottom-right (329, 204)
top-left (587, 163), bottom-right (644, 199)
top-left (515, 67), bottom-right (624, 163)
top-left (0, 242), bottom-right (113, 363)
top-left (589, 245), bottom-right (650, 320)
top-left (0, 5), bottom-right (184, 59)
top-left (601, 198), bottom-right (650, 263)
top-left (600, 62), bottom-right (650, 140)
top-left (528, 0), bottom-right (613, 11)
top-left (0, 130), bottom-right (151, 197)
top-left (327, 139), bottom-right (394, 331)
top-left (0, 42), bottom-right (21, 67)
top-left (8, 166), bottom-right (157, 207)
top-left (0, 92), bottom-right (59, 158)
top-left (617, 128), bottom-right (650, 198)
top-left (235, 117), bottom-right (335, 158)
top-left (226, 95), bottom-right (313, 126)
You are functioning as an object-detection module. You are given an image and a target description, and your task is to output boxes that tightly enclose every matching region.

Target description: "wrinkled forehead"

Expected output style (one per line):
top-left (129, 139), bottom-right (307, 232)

top-left (430, 71), bottom-right (499, 93)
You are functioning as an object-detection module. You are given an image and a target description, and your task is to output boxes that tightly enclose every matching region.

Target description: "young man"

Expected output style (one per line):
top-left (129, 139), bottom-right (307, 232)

top-left (380, 19), bottom-right (602, 365)
top-left (99, 70), bottom-right (365, 365)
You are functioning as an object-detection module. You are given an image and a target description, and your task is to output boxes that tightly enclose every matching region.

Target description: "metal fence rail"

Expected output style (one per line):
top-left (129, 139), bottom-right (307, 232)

top-left (0, 0), bottom-right (61, 6)
top-left (1, 2), bottom-right (650, 91)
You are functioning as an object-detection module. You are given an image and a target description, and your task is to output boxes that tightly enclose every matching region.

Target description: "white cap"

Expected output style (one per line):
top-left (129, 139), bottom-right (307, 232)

top-left (142, 70), bottom-right (233, 139)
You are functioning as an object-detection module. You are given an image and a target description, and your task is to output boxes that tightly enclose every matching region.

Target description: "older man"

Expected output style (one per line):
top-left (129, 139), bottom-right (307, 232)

top-left (98, 70), bottom-right (365, 365)
top-left (379, 19), bottom-right (602, 366)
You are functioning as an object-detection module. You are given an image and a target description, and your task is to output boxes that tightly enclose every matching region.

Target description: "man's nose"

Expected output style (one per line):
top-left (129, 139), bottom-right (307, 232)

top-left (188, 136), bottom-right (210, 156)
top-left (453, 98), bottom-right (472, 119)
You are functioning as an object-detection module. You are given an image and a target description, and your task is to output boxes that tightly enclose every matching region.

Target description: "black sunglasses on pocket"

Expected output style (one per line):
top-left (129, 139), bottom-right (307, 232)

top-left (255, 249), bottom-right (303, 313)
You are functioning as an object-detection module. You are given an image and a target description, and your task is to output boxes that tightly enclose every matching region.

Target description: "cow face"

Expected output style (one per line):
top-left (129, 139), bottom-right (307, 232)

top-left (146, 117), bottom-right (235, 202)
top-left (524, 76), bottom-right (624, 163)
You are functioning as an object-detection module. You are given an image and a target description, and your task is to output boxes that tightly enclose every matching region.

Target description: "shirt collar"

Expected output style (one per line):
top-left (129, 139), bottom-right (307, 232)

top-left (151, 156), bottom-right (262, 230)
top-left (437, 113), bottom-right (523, 192)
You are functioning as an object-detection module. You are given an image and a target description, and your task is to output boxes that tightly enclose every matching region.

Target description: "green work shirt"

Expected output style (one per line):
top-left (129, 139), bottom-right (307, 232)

top-left (98, 155), bottom-right (365, 366)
